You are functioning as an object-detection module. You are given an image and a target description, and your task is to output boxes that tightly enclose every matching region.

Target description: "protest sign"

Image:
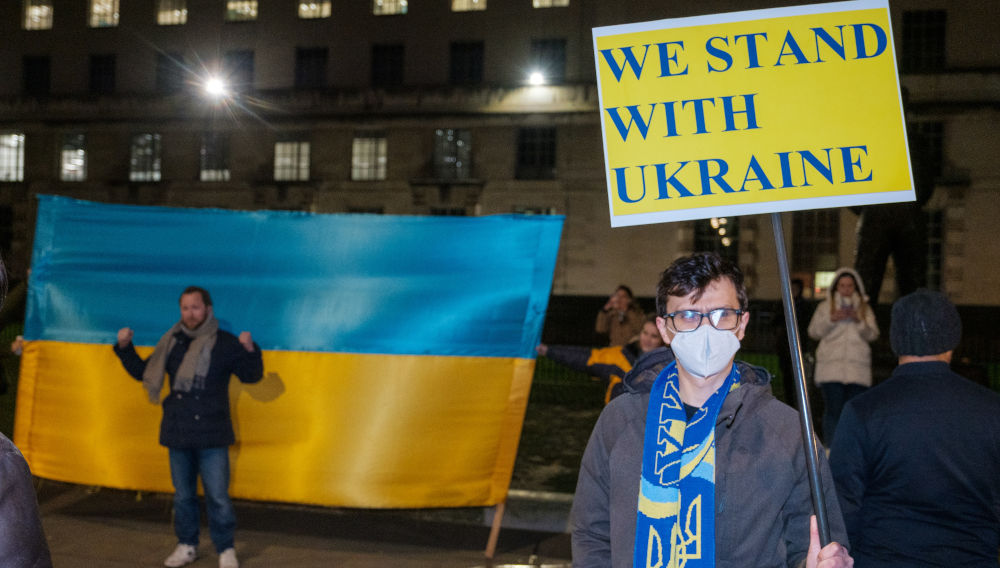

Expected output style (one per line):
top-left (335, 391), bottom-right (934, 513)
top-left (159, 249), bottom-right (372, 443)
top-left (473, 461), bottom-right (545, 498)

top-left (594, 0), bottom-right (911, 227)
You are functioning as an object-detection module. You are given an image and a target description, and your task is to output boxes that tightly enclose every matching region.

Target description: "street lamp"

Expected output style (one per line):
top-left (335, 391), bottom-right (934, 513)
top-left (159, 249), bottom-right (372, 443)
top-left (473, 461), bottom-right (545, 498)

top-left (204, 76), bottom-right (229, 99)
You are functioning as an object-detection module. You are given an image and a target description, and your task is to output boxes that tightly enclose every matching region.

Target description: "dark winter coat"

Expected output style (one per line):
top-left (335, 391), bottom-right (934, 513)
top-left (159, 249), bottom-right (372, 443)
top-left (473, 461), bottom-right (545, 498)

top-left (830, 361), bottom-right (1000, 567)
top-left (114, 329), bottom-right (263, 448)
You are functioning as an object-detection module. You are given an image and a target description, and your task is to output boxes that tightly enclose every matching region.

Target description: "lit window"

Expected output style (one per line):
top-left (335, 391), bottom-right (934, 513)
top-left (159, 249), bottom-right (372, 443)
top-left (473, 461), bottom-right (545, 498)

top-left (373, 0), bottom-right (407, 16)
top-left (0, 134), bottom-right (26, 182)
top-left (130, 133), bottom-right (162, 182)
top-left (694, 217), bottom-right (739, 264)
top-left (274, 141), bottom-right (310, 182)
top-left (200, 133), bottom-right (231, 182)
top-left (89, 0), bottom-right (119, 28)
top-left (299, 1), bottom-right (331, 18)
top-left (433, 129), bottom-right (472, 180)
top-left (532, 0), bottom-right (569, 7)
top-left (60, 134), bottom-right (87, 182)
top-left (23, 0), bottom-right (53, 30)
top-left (157, 0), bottom-right (187, 25)
top-left (226, 1), bottom-right (258, 21)
top-left (351, 134), bottom-right (387, 181)
top-left (452, 0), bottom-right (485, 11)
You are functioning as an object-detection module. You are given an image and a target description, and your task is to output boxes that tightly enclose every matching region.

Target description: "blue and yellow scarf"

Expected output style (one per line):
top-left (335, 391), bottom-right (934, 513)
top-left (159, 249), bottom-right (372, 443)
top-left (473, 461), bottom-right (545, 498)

top-left (634, 361), bottom-right (740, 568)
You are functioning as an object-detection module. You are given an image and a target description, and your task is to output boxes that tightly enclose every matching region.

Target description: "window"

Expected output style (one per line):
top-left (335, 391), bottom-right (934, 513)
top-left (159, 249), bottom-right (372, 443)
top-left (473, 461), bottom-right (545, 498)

top-left (89, 0), bottom-right (119, 27)
top-left (433, 129), bottom-right (472, 180)
top-left (902, 10), bottom-right (946, 73)
top-left (299, 1), bottom-right (331, 18)
top-left (157, 0), bottom-right (187, 25)
top-left (516, 127), bottom-right (556, 180)
top-left (223, 50), bottom-right (254, 91)
top-left (908, 121), bottom-right (944, 182)
top-left (530, 38), bottom-right (567, 83)
top-left (533, 0), bottom-right (569, 7)
top-left (348, 206), bottom-right (385, 214)
top-left (130, 133), bottom-right (162, 182)
top-left (200, 133), bottom-right (230, 182)
top-left (89, 54), bottom-right (116, 95)
top-left (274, 141), bottom-right (310, 182)
top-left (925, 209), bottom-right (943, 290)
top-left (23, 56), bottom-right (51, 96)
top-left (60, 133), bottom-right (87, 182)
top-left (792, 209), bottom-right (839, 278)
top-left (694, 217), bottom-right (739, 264)
top-left (450, 41), bottom-right (484, 85)
top-left (373, 0), bottom-right (407, 15)
top-left (512, 205), bottom-right (557, 215)
top-left (23, 0), bottom-right (53, 30)
top-left (452, 0), bottom-right (485, 11)
top-left (371, 44), bottom-right (404, 88)
top-left (351, 134), bottom-right (387, 181)
top-left (0, 134), bottom-right (26, 182)
top-left (295, 48), bottom-right (328, 89)
top-left (156, 52), bottom-right (186, 94)
top-left (430, 207), bottom-right (467, 216)
top-left (226, 1), bottom-right (258, 21)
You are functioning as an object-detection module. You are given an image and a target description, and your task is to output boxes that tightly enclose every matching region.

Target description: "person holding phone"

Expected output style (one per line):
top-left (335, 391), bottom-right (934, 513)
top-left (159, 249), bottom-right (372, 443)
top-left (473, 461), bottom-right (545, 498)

top-left (807, 268), bottom-right (879, 446)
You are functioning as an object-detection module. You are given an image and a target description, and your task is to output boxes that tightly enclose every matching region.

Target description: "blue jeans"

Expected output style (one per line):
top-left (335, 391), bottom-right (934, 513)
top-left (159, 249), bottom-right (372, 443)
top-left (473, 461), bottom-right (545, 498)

top-left (819, 382), bottom-right (868, 447)
top-left (168, 447), bottom-right (235, 552)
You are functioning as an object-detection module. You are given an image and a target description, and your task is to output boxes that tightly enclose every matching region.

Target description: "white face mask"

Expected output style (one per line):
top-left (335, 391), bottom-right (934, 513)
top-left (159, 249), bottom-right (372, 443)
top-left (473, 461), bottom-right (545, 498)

top-left (669, 324), bottom-right (741, 380)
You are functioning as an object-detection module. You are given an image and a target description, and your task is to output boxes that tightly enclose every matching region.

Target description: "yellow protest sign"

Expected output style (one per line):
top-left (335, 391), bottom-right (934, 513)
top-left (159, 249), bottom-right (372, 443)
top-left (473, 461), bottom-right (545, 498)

top-left (593, 0), bottom-right (913, 227)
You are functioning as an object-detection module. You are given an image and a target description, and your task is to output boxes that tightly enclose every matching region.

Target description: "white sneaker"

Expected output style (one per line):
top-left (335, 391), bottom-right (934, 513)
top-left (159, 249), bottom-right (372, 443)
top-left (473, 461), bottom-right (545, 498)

top-left (164, 543), bottom-right (197, 567)
top-left (219, 548), bottom-right (239, 568)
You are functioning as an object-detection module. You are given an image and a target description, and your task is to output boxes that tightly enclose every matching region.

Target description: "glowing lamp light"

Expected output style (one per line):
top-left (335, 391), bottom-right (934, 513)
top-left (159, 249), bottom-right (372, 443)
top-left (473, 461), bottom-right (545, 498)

top-left (204, 77), bottom-right (229, 98)
top-left (528, 71), bottom-right (545, 86)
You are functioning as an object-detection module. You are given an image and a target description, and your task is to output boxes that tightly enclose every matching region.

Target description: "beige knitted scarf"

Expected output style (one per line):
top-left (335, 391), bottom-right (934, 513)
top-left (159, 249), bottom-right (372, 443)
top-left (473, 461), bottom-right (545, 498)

top-left (141, 314), bottom-right (218, 403)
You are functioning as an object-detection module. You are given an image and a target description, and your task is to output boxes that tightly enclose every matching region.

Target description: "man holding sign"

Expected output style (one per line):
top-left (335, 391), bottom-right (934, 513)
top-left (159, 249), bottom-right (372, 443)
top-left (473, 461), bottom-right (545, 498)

top-left (571, 253), bottom-right (851, 567)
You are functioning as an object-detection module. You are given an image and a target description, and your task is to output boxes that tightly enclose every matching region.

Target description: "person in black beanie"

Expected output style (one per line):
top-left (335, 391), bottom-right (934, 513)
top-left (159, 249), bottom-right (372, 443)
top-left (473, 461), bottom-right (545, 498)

top-left (829, 289), bottom-right (1000, 567)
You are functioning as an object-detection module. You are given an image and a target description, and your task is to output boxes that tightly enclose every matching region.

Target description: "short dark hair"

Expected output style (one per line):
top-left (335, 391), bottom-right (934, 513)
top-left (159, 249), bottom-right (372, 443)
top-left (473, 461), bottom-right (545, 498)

top-left (616, 284), bottom-right (634, 298)
top-left (656, 252), bottom-right (748, 316)
top-left (180, 286), bottom-right (213, 307)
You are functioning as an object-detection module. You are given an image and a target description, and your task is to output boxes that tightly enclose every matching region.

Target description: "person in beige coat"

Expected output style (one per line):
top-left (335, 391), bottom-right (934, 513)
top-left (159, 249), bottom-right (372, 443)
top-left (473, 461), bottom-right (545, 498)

top-left (808, 267), bottom-right (879, 446)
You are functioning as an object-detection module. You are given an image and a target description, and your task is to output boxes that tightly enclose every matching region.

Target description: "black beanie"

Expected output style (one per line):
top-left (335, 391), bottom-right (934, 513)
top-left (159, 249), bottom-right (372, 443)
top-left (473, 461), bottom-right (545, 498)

top-left (890, 289), bottom-right (961, 357)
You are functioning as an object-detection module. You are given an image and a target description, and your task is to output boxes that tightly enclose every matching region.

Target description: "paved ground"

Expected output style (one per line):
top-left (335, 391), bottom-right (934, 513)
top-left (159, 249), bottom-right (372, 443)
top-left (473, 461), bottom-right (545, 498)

top-left (36, 481), bottom-right (573, 568)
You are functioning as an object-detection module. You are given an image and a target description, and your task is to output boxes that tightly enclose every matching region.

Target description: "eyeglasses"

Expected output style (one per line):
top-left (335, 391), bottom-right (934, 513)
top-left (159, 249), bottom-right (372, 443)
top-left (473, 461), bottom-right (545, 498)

top-left (663, 308), bottom-right (744, 333)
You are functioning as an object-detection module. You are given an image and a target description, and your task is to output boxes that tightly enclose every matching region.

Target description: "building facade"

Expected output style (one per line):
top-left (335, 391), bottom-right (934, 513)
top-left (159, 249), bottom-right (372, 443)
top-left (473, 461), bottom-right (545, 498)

top-left (1, 0), bottom-right (997, 305)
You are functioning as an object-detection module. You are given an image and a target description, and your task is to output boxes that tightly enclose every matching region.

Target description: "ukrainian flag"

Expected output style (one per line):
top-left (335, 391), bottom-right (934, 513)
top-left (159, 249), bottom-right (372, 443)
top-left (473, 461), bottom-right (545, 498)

top-left (14, 195), bottom-right (563, 508)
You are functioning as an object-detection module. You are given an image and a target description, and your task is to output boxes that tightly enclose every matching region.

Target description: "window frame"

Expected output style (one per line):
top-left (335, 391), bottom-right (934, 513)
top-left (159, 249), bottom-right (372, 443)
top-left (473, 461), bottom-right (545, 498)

top-left (130, 133), bottom-right (163, 182)
top-left (23, 0), bottom-right (54, 30)
top-left (225, 0), bottom-right (258, 22)
top-left (298, 1), bottom-right (331, 19)
top-left (60, 133), bottom-right (87, 182)
top-left (351, 133), bottom-right (388, 181)
top-left (274, 140), bottom-right (311, 182)
top-left (157, 0), bottom-right (188, 25)
top-left (0, 134), bottom-right (26, 183)
top-left (200, 132), bottom-right (231, 182)
top-left (88, 0), bottom-right (120, 28)
top-left (373, 0), bottom-right (407, 16)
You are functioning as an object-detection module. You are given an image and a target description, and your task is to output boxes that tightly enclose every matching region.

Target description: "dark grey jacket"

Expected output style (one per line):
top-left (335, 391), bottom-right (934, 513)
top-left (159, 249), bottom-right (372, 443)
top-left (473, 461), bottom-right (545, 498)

top-left (0, 433), bottom-right (52, 568)
top-left (570, 347), bottom-right (848, 567)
